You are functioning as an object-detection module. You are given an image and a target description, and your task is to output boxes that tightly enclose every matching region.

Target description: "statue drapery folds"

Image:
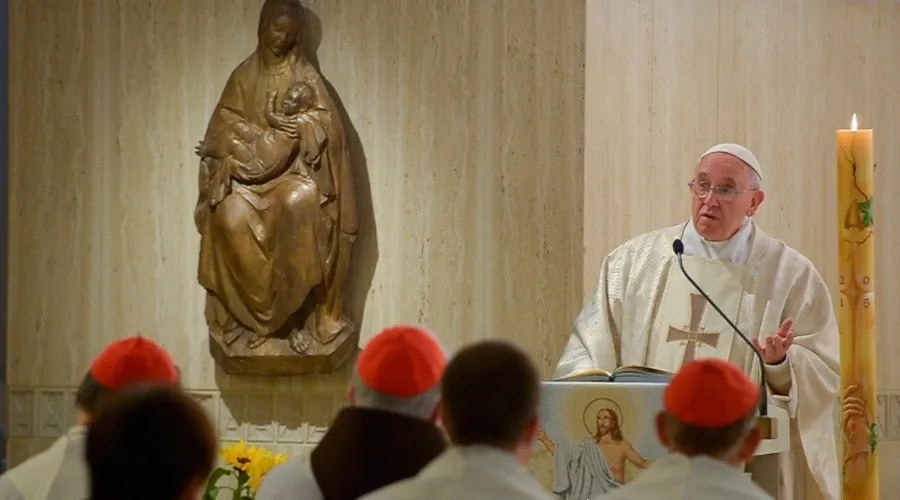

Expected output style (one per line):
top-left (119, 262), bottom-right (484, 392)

top-left (195, 0), bottom-right (358, 375)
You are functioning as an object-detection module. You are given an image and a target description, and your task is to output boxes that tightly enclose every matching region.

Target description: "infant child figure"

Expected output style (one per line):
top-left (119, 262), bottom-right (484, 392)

top-left (197, 82), bottom-right (335, 206)
top-left (198, 81), bottom-right (335, 207)
top-left (214, 81), bottom-right (312, 178)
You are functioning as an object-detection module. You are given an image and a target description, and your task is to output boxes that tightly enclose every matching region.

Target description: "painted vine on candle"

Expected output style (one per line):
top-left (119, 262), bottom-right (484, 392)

top-left (838, 148), bottom-right (876, 491)
top-left (839, 158), bottom-right (874, 240)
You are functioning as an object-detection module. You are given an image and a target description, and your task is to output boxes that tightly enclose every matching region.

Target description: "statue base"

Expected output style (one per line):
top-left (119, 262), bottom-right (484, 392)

top-left (209, 324), bottom-right (359, 376)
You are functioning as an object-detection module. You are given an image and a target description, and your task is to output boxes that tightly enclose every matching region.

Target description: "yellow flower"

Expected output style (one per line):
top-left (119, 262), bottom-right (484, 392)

top-left (246, 451), bottom-right (290, 492)
top-left (220, 441), bottom-right (269, 473)
top-left (219, 441), bottom-right (289, 492)
top-left (247, 471), bottom-right (265, 492)
top-left (221, 441), bottom-right (251, 471)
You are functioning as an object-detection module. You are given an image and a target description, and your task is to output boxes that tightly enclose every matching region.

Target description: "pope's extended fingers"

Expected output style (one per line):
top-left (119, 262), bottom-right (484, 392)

top-left (782, 333), bottom-right (794, 349)
top-left (752, 337), bottom-right (763, 351)
top-left (777, 318), bottom-right (794, 335)
top-left (772, 336), bottom-right (784, 354)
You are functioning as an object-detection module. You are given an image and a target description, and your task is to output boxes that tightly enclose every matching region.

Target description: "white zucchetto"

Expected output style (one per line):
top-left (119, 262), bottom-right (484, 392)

top-left (700, 143), bottom-right (762, 181)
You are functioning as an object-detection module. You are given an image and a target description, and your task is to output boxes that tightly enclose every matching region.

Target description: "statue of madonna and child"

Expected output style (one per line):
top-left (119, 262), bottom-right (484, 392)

top-left (194, 0), bottom-right (358, 375)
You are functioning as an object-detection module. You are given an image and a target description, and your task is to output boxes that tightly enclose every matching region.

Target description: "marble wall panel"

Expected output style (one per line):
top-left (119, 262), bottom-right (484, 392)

top-left (7, 0), bottom-right (585, 465)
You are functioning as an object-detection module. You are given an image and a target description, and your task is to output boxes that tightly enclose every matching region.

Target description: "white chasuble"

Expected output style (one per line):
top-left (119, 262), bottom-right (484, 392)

top-left (554, 221), bottom-right (841, 500)
top-left (649, 256), bottom-right (745, 372)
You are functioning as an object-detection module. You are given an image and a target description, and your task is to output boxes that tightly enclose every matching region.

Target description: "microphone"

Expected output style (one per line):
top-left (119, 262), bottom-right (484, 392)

top-left (671, 239), bottom-right (768, 417)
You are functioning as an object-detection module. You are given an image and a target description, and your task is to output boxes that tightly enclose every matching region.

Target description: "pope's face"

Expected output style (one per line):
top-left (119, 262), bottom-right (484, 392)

top-left (690, 153), bottom-right (764, 241)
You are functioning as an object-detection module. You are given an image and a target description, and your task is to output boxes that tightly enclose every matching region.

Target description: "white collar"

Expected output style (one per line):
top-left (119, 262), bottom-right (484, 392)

top-left (681, 218), bottom-right (754, 265)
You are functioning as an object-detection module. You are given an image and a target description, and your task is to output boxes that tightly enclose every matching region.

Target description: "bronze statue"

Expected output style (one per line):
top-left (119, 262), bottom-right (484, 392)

top-left (195, 0), bottom-right (358, 375)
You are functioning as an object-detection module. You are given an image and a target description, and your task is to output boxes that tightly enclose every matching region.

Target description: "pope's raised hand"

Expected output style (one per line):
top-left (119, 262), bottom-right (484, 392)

top-left (752, 318), bottom-right (794, 364)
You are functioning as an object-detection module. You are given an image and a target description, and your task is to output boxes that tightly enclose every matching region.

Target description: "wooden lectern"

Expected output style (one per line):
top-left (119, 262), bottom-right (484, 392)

top-left (528, 373), bottom-right (789, 498)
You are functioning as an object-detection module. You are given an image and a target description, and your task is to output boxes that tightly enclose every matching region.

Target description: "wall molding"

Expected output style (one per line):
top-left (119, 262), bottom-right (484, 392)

top-left (4, 386), bottom-right (348, 466)
top-left (9, 386), bottom-right (900, 441)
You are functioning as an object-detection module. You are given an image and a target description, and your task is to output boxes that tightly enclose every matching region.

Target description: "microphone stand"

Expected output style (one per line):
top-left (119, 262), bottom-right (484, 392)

top-left (672, 239), bottom-right (768, 417)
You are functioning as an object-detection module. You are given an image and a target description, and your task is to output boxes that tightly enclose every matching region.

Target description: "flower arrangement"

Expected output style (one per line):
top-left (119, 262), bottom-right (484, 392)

top-left (203, 441), bottom-right (289, 500)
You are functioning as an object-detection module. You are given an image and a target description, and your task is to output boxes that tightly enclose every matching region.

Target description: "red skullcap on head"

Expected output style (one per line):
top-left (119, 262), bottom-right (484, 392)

top-left (664, 358), bottom-right (759, 428)
top-left (89, 336), bottom-right (179, 391)
top-left (356, 325), bottom-right (446, 398)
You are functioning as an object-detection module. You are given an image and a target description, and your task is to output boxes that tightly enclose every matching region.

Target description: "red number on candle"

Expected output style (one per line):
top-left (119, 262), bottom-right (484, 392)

top-left (863, 276), bottom-right (871, 285)
top-left (864, 298), bottom-right (871, 308)
top-left (840, 276), bottom-right (846, 285)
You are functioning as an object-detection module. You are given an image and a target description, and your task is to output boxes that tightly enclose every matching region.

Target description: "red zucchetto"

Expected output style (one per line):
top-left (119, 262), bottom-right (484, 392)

top-left (357, 325), bottom-right (446, 397)
top-left (89, 336), bottom-right (179, 390)
top-left (664, 358), bottom-right (759, 427)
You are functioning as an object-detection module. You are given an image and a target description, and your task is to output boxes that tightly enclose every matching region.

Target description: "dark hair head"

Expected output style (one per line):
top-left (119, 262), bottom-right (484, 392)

top-left (86, 384), bottom-right (216, 500)
top-left (662, 408), bottom-right (757, 458)
top-left (440, 340), bottom-right (540, 449)
top-left (74, 372), bottom-right (109, 416)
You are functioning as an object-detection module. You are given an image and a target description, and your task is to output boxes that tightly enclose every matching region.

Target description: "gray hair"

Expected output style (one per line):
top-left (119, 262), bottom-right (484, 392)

top-left (747, 166), bottom-right (762, 189)
top-left (351, 370), bottom-right (441, 420)
top-left (662, 410), bottom-right (757, 460)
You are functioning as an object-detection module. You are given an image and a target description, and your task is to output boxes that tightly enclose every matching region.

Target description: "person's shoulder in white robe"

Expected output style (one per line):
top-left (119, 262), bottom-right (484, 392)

top-left (255, 451), bottom-right (323, 500)
top-left (360, 446), bottom-right (554, 500)
top-left (0, 426), bottom-right (89, 500)
top-left (593, 453), bottom-right (773, 500)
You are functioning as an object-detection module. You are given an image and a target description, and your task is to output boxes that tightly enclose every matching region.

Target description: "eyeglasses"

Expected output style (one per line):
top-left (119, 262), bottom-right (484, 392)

top-left (688, 180), bottom-right (757, 202)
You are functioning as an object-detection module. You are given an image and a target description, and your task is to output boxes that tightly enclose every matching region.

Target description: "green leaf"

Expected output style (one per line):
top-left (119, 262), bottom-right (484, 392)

top-left (871, 422), bottom-right (879, 453)
top-left (231, 474), bottom-right (251, 500)
top-left (203, 468), bottom-right (231, 500)
top-left (858, 198), bottom-right (874, 227)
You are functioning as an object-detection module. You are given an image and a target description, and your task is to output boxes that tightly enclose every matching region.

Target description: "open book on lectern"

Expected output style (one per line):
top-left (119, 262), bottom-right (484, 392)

top-left (557, 365), bottom-right (673, 383)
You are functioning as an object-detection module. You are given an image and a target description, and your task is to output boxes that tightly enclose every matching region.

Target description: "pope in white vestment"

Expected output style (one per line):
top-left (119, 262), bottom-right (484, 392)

top-left (554, 144), bottom-right (840, 500)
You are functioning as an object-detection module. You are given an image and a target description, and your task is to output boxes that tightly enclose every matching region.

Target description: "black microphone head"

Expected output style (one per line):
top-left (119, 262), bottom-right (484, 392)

top-left (673, 239), bottom-right (684, 255)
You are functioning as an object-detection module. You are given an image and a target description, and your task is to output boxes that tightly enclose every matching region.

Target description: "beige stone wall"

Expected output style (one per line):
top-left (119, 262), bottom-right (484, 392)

top-left (6, 0), bottom-right (586, 463)
top-left (13, 0), bottom-right (900, 493)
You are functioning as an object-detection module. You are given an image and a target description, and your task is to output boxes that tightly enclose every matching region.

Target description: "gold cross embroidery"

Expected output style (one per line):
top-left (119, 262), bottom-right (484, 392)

top-left (666, 294), bottom-right (721, 365)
